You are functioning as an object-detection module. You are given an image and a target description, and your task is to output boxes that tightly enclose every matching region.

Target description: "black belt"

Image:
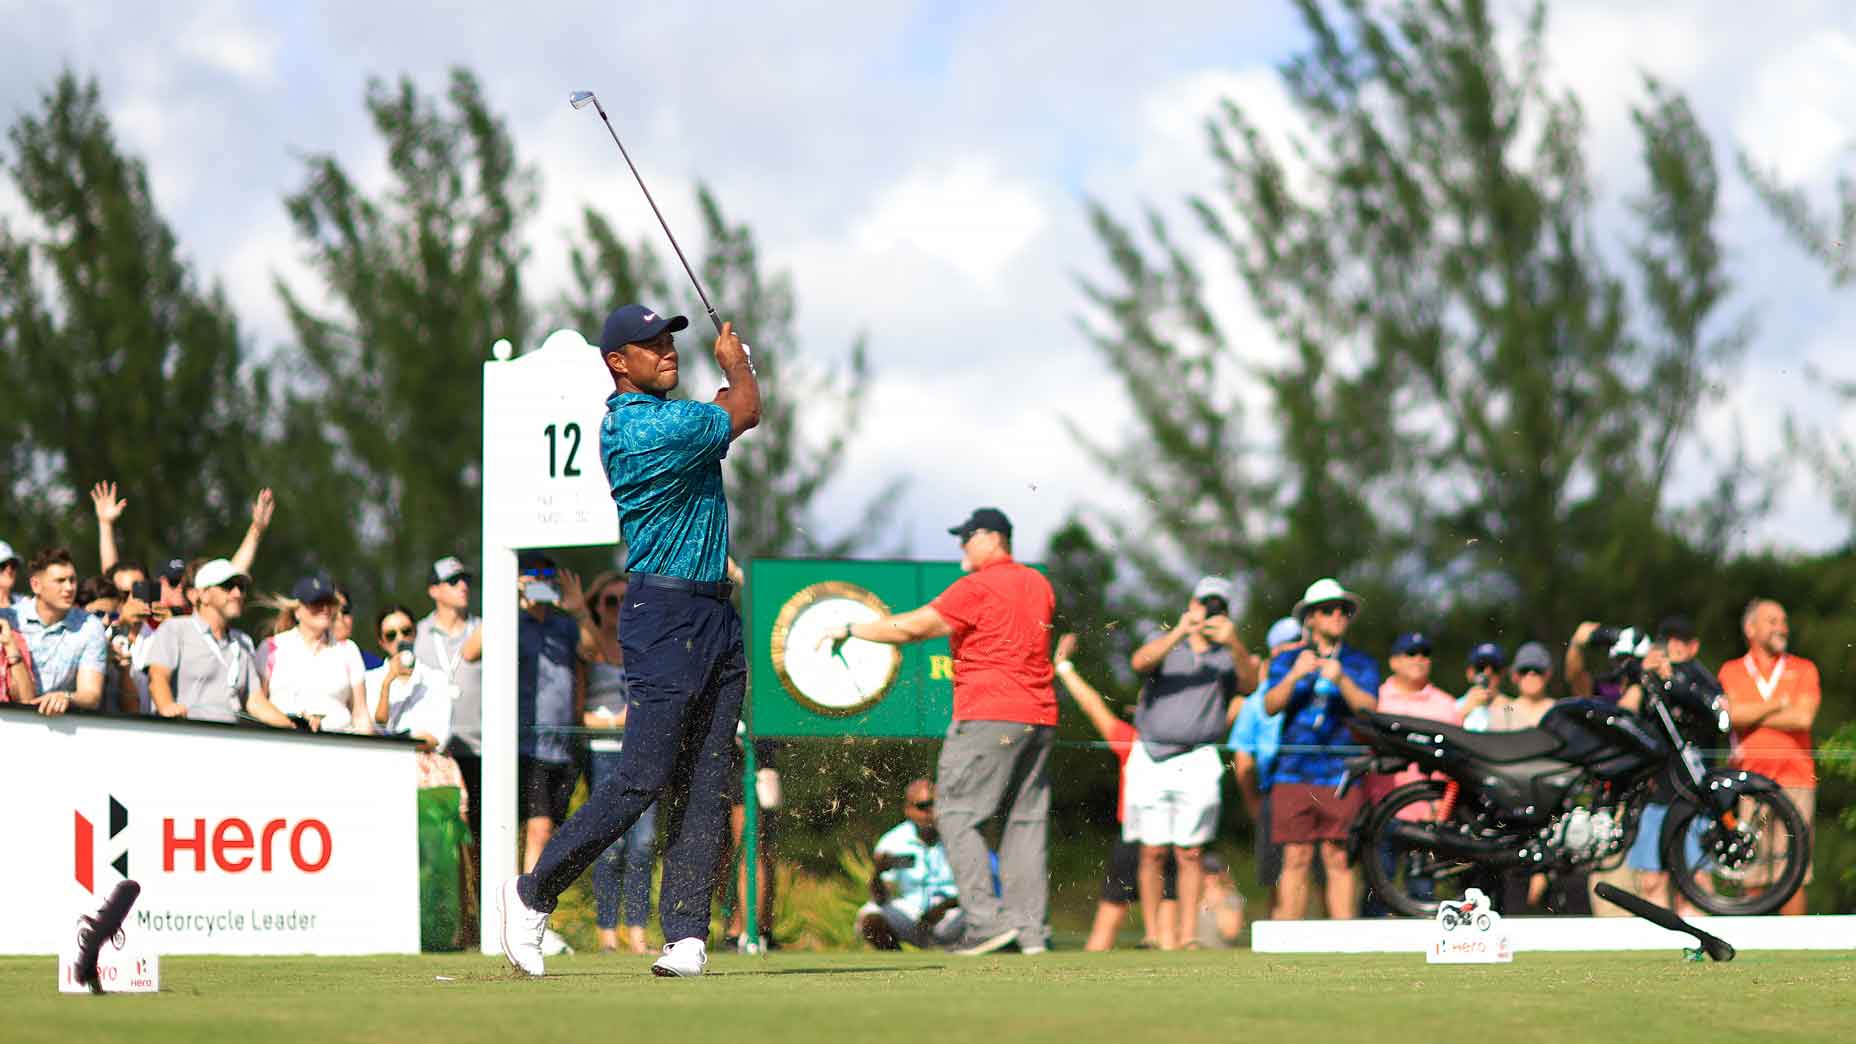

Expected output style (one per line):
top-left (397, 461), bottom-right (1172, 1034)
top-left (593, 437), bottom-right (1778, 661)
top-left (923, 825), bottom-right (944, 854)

top-left (631, 573), bottom-right (736, 601)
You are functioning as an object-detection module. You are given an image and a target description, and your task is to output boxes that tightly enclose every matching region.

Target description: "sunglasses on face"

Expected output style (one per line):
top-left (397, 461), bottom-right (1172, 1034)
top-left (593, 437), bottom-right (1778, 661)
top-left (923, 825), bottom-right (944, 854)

top-left (217, 580), bottom-right (249, 595)
top-left (381, 626), bottom-right (411, 642)
top-left (439, 576), bottom-right (469, 587)
top-left (1516, 667), bottom-right (1546, 677)
top-left (911, 800), bottom-right (934, 811)
top-left (302, 601), bottom-right (336, 614)
top-left (1402, 648), bottom-right (1433, 659)
top-left (1310, 602), bottom-right (1355, 618)
top-left (600, 592), bottom-right (625, 608)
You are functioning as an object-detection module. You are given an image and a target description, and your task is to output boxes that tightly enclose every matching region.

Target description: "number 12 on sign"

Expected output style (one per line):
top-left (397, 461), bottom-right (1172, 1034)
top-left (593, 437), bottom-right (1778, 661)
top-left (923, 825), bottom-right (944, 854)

top-left (543, 422), bottom-right (583, 477)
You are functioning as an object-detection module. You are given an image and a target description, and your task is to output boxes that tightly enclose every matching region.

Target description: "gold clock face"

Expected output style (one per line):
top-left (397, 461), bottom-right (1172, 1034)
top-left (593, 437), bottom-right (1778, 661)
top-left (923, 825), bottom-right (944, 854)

top-left (768, 581), bottom-right (903, 716)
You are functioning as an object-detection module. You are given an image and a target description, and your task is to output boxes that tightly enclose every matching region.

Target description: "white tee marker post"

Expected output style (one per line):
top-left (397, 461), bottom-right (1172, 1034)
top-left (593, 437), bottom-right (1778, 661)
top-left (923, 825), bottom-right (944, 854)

top-left (479, 329), bottom-right (620, 954)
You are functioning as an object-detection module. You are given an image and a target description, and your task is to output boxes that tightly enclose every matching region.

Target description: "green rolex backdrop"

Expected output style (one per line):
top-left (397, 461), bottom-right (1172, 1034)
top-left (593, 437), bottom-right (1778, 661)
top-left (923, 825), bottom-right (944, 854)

top-left (746, 559), bottom-right (968, 738)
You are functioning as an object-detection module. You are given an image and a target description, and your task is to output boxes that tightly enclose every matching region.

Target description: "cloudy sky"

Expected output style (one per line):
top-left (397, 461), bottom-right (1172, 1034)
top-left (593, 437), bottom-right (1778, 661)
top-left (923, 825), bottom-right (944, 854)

top-left (5, 0), bottom-right (1854, 565)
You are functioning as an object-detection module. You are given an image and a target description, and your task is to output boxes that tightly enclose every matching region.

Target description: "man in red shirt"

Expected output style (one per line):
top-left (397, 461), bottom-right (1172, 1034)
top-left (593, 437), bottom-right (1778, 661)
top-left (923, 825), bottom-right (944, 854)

top-left (822, 507), bottom-right (1055, 955)
top-left (1718, 598), bottom-right (1818, 915)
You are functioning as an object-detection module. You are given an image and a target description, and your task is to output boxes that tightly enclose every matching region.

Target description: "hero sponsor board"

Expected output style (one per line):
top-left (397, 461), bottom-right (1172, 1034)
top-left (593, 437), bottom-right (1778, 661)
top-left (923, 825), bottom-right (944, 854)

top-left (1, 712), bottom-right (420, 955)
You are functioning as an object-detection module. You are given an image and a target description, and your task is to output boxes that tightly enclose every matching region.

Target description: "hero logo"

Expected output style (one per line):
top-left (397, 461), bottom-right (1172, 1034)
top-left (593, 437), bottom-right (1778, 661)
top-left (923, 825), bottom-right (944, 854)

top-left (75, 798), bottom-right (332, 888)
top-left (73, 795), bottom-right (131, 894)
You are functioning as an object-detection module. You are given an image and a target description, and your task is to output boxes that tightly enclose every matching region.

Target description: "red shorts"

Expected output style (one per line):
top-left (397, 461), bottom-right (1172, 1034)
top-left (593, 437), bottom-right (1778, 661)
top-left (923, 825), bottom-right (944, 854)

top-left (1270, 782), bottom-right (1365, 844)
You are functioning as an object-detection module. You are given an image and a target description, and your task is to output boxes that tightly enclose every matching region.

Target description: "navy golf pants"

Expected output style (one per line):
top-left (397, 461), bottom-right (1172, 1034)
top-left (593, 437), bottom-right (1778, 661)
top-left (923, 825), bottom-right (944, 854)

top-left (519, 584), bottom-right (745, 942)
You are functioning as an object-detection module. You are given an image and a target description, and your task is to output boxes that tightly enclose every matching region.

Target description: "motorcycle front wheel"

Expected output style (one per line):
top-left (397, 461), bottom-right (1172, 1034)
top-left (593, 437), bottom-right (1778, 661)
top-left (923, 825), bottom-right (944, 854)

top-left (1663, 786), bottom-right (1810, 916)
top-left (1358, 780), bottom-right (1485, 919)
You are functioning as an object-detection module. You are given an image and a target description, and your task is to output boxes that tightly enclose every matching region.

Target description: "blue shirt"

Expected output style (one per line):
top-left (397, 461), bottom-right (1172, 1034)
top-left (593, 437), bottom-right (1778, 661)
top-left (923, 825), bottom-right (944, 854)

top-left (1227, 685), bottom-right (1284, 792)
top-left (602, 392), bottom-right (732, 583)
top-left (13, 599), bottom-right (108, 696)
top-left (1268, 643), bottom-right (1380, 787)
top-left (517, 610), bottom-right (581, 764)
top-left (874, 820), bottom-right (959, 920)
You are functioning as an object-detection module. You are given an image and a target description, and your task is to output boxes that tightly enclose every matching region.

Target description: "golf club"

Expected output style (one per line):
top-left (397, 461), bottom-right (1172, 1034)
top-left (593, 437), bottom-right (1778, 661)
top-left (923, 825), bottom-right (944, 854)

top-left (569, 90), bottom-right (724, 337)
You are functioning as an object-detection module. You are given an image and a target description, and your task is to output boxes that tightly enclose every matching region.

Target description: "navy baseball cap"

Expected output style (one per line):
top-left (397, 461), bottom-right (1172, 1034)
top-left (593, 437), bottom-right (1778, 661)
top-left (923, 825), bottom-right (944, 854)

top-left (1390, 632), bottom-right (1433, 656)
top-left (599, 304), bottom-right (688, 353)
top-left (291, 573), bottom-right (338, 604)
top-left (1469, 642), bottom-right (1506, 669)
top-left (948, 507), bottom-right (1013, 541)
top-left (517, 551), bottom-right (557, 575)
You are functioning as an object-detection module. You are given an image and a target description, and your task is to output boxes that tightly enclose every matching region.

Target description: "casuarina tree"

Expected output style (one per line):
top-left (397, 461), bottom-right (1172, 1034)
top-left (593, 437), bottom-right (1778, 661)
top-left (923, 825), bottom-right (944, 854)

top-left (0, 72), bottom-right (267, 565)
top-left (1078, 0), bottom-right (1750, 645)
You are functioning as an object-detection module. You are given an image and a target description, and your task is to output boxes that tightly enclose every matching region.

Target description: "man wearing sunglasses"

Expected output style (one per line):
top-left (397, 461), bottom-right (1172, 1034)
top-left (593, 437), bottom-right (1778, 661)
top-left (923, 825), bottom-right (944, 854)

top-left (1263, 577), bottom-right (1379, 920)
top-left (145, 558), bottom-right (266, 724)
top-left (819, 507), bottom-right (1057, 956)
top-left (1362, 632), bottom-right (1461, 916)
top-left (419, 557), bottom-right (485, 846)
top-left (857, 779), bottom-right (964, 950)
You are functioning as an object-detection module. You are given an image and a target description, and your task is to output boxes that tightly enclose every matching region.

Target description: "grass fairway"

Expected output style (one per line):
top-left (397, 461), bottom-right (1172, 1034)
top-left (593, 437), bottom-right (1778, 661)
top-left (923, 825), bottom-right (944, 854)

top-left (8, 949), bottom-right (1855, 1043)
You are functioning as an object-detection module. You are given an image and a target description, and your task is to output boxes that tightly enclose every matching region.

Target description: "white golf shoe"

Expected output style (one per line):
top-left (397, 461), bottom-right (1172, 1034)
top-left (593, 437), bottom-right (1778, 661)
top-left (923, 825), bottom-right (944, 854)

top-left (497, 877), bottom-right (548, 977)
top-left (651, 937), bottom-right (708, 978)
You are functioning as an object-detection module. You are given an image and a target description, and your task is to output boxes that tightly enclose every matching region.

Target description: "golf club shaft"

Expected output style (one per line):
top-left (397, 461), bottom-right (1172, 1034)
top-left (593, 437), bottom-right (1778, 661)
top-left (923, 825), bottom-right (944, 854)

top-left (590, 98), bottom-right (723, 336)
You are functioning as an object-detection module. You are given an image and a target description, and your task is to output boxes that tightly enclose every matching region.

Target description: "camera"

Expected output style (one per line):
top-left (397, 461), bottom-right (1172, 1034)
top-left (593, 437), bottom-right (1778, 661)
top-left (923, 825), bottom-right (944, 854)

top-left (395, 639), bottom-right (416, 670)
top-left (1199, 595), bottom-right (1230, 619)
top-left (129, 579), bottom-right (156, 602)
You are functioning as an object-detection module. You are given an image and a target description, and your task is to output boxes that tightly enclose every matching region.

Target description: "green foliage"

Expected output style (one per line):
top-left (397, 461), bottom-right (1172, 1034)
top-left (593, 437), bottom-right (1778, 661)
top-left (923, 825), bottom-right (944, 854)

top-left (1078, 0), bottom-right (1749, 648)
top-left (0, 72), bottom-right (266, 566)
top-left (273, 67), bottom-right (538, 605)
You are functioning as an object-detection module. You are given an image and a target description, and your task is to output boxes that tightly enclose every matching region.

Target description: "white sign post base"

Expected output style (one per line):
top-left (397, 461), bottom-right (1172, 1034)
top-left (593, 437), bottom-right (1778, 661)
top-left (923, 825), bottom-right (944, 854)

top-left (58, 937), bottom-right (160, 994)
top-left (1427, 888), bottom-right (1513, 964)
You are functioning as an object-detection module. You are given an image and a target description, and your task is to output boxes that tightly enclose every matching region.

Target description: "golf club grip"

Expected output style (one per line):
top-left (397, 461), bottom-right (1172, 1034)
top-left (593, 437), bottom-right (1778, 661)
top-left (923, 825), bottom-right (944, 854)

top-left (1594, 882), bottom-right (1708, 938)
top-left (97, 879), bottom-right (141, 922)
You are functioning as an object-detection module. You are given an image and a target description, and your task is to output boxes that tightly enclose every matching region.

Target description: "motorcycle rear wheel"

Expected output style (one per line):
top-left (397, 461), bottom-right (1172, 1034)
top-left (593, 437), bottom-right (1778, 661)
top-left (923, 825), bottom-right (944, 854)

top-left (1663, 787), bottom-right (1810, 916)
top-left (1358, 780), bottom-right (1485, 919)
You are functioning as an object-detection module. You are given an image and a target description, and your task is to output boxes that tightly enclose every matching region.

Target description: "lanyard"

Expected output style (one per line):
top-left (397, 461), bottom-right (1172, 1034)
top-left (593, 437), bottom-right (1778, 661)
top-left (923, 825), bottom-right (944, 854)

top-left (427, 618), bottom-right (474, 681)
top-left (1742, 654), bottom-right (1786, 703)
top-left (193, 618), bottom-right (244, 691)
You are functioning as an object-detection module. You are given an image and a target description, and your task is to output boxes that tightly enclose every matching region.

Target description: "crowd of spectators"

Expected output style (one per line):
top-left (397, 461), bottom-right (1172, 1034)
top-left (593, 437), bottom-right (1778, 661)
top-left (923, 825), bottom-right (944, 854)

top-left (1, 485), bottom-right (1828, 950)
top-left (1045, 573), bottom-right (1824, 947)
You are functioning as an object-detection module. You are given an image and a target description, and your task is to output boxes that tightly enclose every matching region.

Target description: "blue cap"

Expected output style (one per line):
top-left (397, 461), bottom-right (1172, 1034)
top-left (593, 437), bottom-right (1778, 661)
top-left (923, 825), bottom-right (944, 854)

top-left (1469, 642), bottom-right (1506, 669)
top-left (599, 304), bottom-right (688, 353)
top-left (1391, 632), bottom-right (1432, 656)
top-left (291, 573), bottom-right (338, 604)
top-left (1265, 616), bottom-right (1301, 648)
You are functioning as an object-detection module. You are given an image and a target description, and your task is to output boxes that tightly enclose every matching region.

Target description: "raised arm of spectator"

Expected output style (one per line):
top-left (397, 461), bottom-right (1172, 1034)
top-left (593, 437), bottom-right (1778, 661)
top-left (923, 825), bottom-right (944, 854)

top-left (1264, 650), bottom-right (1317, 714)
top-left (229, 489), bottom-right (275, 576)
top-left (1233, 751), bottom-right (1262, 820)
top-left (1131, 607), bottom-right (1201, 675)
top-left (91, 481), bottom-right (127, 575)
top-left (1051, 634), bottom-right (1123, 743)
top-left (709, 322), bottom-right (762, 439)
top-left (1565, 621), bottom-right (1598, 699)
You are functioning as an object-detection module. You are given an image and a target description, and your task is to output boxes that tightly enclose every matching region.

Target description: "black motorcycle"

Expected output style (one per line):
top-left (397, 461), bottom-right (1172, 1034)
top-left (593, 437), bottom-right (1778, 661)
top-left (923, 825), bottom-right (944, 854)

top-left (1342, 652), bottom-right (1809, 918)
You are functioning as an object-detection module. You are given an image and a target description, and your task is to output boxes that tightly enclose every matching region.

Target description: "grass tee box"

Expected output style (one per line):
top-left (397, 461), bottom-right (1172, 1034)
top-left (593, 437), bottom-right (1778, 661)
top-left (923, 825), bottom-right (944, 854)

top-left (747, 559), bottom-right (967, 738)
top-left (9, 951), bottom-right (1855, 1044)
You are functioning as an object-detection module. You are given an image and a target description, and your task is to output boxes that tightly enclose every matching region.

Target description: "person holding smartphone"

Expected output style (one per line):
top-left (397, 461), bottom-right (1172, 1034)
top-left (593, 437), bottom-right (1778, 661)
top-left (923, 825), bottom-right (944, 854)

top-left (857, 779), bottom-right (964, 950)
top-left (1124, 576), bottom-right (1256, 949)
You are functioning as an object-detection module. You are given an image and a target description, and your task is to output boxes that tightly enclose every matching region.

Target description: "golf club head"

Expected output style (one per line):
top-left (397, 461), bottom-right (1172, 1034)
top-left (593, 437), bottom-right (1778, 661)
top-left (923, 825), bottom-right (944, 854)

top-left (569, 90), bottom-right (598, 110)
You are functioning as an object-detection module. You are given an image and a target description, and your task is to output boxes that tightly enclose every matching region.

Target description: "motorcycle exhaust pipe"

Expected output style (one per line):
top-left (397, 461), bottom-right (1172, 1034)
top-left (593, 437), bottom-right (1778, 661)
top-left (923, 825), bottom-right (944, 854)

top-left (1382, 820), bottom-right (1530, 868)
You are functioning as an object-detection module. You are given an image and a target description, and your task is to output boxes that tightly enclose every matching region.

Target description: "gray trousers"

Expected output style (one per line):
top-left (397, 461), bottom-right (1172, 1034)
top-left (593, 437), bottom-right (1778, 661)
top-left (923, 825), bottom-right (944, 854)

top-left (934, 720), bottom-right (1053, 944)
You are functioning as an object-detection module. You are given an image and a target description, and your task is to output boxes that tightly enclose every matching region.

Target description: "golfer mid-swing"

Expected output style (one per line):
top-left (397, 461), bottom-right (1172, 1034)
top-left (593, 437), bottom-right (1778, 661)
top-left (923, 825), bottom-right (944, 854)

top-left (498, 304), bottom-right (760, 978)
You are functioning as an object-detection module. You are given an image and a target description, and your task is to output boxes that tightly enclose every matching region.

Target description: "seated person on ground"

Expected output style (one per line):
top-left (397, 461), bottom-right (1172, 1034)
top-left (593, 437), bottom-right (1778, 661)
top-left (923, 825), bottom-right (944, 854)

top-left (858, 778), bottom-right (963, 950)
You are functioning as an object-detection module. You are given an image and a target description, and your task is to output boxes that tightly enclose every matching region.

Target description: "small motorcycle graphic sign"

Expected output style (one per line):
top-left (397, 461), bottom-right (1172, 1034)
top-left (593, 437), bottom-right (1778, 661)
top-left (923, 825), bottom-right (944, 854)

top-left (1427, 887), bottom-right (1513, 964)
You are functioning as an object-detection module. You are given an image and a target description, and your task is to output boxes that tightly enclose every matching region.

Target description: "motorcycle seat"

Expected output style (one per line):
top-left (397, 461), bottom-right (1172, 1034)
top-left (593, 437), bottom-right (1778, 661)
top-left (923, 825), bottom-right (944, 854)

top-left (1363, 712), bottom-right (1562, 764)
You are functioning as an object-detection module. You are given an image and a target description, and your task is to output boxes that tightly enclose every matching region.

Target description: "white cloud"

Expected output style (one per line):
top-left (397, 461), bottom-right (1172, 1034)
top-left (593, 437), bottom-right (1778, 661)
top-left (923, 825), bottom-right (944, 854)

top-left (848, 157), bottom-right (1049, 293)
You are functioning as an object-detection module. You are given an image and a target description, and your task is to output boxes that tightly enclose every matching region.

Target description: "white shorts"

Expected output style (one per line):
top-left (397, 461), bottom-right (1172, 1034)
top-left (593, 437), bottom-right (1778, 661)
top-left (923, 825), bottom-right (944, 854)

top-left (1122, 742), bottom-right (1223, 848)
top-left (856, 901), bottom-right (965, 949)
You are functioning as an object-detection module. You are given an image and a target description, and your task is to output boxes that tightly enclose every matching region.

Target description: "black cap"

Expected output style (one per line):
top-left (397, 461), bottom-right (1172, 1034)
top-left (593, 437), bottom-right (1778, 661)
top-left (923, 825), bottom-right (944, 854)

top-left (948, 507), bottom-right (1013, 541)
top-left (160, 557), bottom-right (188, 584)
top-left (291, 573), bottom-right (338, 604)
top-left (599, 304), bottom-right (689, 353)
top-left (517, 550), bottom-right (557, 575)
top-left (1469, 642), bottom-right (1506, 669)
top-left (1656, 615), bottom-right (1697, 641)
